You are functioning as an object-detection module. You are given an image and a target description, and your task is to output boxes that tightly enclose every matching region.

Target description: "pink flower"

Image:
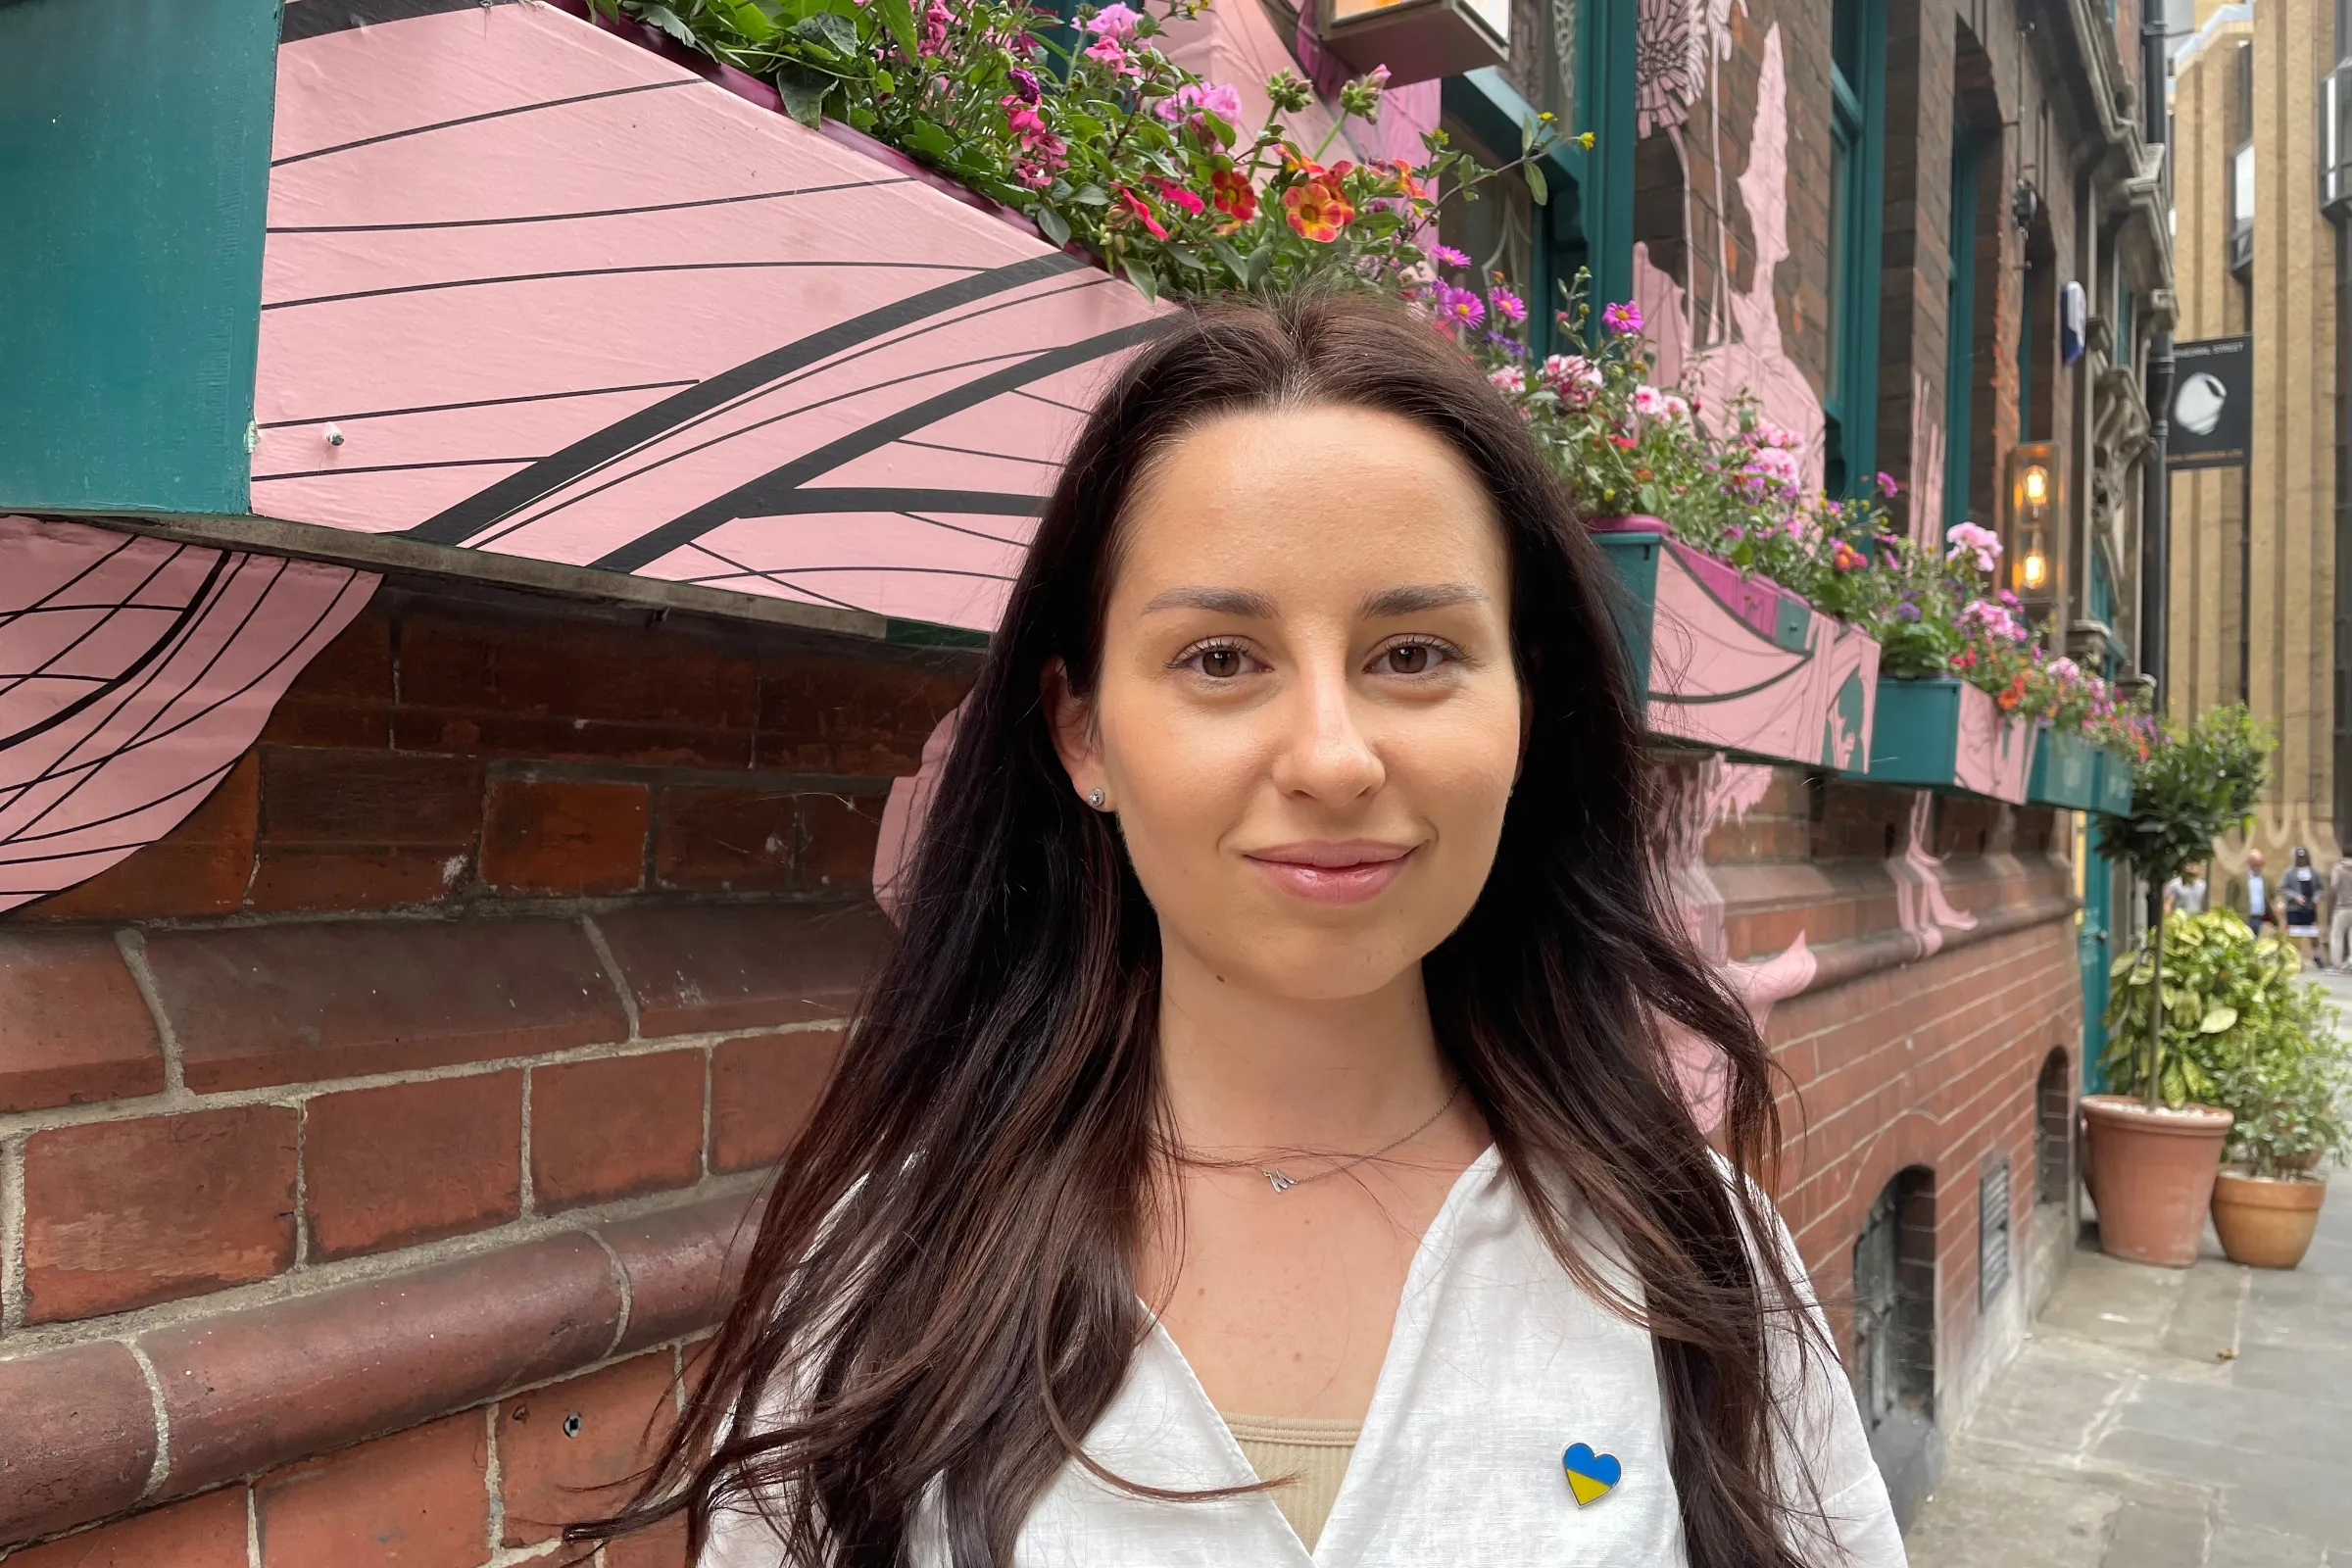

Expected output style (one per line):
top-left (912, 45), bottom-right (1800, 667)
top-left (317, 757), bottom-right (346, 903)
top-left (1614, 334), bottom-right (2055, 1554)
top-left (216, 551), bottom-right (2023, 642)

top-left (1087, 1), bottom-right (1142, 38)
top-left (1489, 365), bottom-right (1527, 394)
top-left (1116, 187), bottom-right (1168, 239)
top-left (1152, 178), bottom-right (1205, 216)
top-left (1154, 81), bottom-right (1246, 127)
top-left (1489, 284), bottom-right (1526, 324)
top-left (1002, 98), bottom-right (1049, 141)
top-left (1429, 244), bottom-right (1471, 268)
top-left (918, 0), bottom-right (951, 56)
top-left (1538, 354), bottom-right (1602, 400)
top-left (1661, 393), bottom-right (1690, 420)
top-left (1876, 469), bottom-right (1898, 498)
top-left (1945, 520), bottom-right (2002, 574)
top-left (1632, 384), bottom-right (1668, 418)
top-left (1600, 299), bottom-right (1643, 334)
top-left (1084, 34), bottom-right (1138, 74)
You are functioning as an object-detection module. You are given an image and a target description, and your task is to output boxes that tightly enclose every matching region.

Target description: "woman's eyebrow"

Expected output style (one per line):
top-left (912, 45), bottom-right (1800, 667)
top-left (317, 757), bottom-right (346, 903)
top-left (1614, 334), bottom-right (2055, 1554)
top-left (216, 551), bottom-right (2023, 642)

top-left (1361, 582), bottom-right (1489, 616)
top-left (1139, 585), bottom-right (1280, 616)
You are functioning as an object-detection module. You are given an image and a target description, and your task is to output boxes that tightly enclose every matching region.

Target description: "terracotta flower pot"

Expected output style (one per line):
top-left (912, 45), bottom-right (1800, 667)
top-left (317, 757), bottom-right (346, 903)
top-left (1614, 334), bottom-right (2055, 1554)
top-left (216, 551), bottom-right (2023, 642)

top-left (2081, 1096), bottom-right (2233, 1267)
top-left (2210, 1167), bottom-right (2328, 1269)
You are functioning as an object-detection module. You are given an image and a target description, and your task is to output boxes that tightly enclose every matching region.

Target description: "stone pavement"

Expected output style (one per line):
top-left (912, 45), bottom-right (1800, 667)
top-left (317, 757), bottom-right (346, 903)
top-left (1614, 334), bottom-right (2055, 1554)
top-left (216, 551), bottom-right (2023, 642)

top-left (1904, 967), bottom-right (2352, 1568)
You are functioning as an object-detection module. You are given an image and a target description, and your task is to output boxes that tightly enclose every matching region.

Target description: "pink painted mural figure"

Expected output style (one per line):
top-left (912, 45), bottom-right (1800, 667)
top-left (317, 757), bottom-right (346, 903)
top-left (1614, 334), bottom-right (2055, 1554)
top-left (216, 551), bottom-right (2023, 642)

top-left (0, 516), bottom-right (375, 913)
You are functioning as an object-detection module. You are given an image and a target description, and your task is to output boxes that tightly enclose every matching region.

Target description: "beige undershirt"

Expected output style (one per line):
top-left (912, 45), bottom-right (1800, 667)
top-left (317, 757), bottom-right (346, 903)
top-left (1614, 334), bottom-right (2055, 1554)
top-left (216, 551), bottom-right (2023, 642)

top-left (1221, 1411), bottom-right (1361, 1552)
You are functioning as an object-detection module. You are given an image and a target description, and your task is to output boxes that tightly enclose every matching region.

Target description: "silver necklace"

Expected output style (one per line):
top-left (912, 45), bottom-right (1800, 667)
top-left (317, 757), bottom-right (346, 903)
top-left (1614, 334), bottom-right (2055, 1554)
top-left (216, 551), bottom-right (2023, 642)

top-left (1192, 1082), bottom-right (1463, 1194)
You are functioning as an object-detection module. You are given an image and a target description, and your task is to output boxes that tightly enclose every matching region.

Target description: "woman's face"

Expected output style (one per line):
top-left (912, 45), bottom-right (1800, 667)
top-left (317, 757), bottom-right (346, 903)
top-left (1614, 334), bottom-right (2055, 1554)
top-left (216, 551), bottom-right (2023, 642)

top-left (1051, 403), bottom-right (1524, 1002)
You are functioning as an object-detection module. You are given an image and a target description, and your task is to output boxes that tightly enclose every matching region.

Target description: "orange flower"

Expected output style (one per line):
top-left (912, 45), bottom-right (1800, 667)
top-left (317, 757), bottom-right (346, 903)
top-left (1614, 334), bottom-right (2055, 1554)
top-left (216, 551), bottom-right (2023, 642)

top-left (1385, 157), bottom-right (1430, 199)
top-left (1210, 165), bottom-right (1256, 224)
top-left (1283, 177), bottom-right (1353, 241)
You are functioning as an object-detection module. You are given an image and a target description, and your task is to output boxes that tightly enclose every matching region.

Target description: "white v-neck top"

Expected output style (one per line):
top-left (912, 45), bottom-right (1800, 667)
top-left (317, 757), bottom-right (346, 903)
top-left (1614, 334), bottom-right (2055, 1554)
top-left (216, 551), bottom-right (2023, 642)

top-left (701, 1149), bottom-right (1906, 1567)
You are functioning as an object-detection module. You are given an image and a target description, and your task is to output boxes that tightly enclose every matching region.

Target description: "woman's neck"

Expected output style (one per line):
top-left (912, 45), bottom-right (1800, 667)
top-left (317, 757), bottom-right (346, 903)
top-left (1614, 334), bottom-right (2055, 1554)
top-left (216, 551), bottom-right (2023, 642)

top-left (1153, 930), bottom-right (1455, 1156)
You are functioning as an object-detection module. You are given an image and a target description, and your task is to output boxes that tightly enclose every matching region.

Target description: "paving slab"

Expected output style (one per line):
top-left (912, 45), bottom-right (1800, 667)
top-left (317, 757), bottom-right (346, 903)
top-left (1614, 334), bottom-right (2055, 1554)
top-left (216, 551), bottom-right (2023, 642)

top-left (1904, 970), bottom-right (2352, 1568)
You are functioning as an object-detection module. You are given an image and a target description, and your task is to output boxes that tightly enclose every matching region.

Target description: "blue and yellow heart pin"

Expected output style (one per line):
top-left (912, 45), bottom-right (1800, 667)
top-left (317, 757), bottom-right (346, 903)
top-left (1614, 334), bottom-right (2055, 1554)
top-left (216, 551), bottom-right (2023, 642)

top-left (1562, 1442), bottom-right (1622, 1507)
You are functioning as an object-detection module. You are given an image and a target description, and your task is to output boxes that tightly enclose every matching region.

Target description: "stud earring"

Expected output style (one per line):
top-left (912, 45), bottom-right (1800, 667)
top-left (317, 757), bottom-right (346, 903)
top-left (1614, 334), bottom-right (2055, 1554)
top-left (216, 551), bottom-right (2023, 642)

top-left (1087, 788), bottom-right (1106, 809)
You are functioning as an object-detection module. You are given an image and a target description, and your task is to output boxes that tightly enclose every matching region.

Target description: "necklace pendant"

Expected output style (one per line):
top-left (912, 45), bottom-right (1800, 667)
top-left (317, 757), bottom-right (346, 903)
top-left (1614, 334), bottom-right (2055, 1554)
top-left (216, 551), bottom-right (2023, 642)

top-left (1264, 1168), bottom-right (1297, 1194)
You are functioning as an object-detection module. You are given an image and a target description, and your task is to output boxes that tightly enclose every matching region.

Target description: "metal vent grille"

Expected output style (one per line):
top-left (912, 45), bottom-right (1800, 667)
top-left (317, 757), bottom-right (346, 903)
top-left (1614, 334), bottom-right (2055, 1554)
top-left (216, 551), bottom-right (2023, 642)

top-left (1979, 1158), bottom-right (2013, 1305)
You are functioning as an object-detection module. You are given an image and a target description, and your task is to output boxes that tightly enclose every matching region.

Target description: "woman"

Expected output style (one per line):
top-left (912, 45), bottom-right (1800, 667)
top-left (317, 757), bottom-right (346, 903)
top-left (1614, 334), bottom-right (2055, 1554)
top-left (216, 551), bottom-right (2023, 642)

top-left (578, 294), bottom-right (1900, 1566)
top-left (2282, 846), bottom-right (2322, 964)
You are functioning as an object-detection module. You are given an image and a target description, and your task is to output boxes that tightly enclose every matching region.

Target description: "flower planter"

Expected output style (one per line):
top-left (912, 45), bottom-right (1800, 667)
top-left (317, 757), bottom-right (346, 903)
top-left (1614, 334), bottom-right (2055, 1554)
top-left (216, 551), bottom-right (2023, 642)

top-left (1853, 677), bottom-right (2035, 804)
top-left (2210, 1167), bottom-right (2328, 1269)
top-left (2027, 726), bottom-right (2101, 810)
top-left (2093, 749), bottom-right (2136, 816)
top-left (2081, 1096), bottom-right (2232, 1267)
top-left (1589, 517), bottom-right (1881, 770)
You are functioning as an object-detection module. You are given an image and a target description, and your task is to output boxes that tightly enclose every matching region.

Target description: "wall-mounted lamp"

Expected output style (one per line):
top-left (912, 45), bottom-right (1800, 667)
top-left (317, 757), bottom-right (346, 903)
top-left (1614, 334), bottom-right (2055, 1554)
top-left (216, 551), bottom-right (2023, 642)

top-left (2008, 445), bottom-right (2055, 597)
top-left (2011, 179), bottom-right (2041, 234)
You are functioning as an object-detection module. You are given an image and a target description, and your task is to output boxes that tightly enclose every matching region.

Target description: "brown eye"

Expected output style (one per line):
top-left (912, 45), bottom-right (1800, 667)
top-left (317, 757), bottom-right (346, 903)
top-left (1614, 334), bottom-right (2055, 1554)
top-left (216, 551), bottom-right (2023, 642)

top-left (1384, 644), bottom-right (1433, 674)
top-left (1200, 648), bottom-right (1243, 677)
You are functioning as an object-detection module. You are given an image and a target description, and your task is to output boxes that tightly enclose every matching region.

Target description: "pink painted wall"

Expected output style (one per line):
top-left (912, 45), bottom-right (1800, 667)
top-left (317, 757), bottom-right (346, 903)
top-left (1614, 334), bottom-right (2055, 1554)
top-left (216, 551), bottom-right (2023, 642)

top-left (253, 0), bottom-right (1168, 632)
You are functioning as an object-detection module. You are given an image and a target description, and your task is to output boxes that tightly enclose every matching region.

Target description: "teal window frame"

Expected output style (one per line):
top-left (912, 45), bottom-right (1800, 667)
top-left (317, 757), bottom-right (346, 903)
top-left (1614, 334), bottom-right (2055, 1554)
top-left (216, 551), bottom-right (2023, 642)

top-left (1824, 0), bottom-right (1887, 497)
top-left (1942, 125), bottom-right (1984, 538)
top-left (1442, 0), bottom-right (1636, 360)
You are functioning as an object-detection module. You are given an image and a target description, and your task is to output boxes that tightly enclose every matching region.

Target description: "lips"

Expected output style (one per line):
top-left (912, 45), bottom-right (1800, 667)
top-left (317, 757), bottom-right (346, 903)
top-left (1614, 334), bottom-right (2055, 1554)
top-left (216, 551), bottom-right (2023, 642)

top-left (1242, 841), bottom-right (1416, 906)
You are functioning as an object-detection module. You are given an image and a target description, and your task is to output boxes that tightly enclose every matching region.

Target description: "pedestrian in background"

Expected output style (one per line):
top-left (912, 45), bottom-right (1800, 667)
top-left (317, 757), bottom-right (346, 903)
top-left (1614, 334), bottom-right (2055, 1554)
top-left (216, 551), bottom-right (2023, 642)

top-left (2282, 846), bottom-right (2322, 965)
top-left (2231, 847), bottom-right (2272, 935)
top-left (2329, 848), bottom-right (2352, 971)
top-left (2164, 862), bottom-right (2208, 916)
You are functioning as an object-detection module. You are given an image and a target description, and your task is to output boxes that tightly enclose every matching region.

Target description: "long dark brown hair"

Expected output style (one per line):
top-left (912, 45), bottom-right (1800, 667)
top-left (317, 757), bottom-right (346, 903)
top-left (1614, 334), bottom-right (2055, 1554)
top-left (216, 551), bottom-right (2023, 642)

top-left (576, 291), bottom-right (1822, 1566)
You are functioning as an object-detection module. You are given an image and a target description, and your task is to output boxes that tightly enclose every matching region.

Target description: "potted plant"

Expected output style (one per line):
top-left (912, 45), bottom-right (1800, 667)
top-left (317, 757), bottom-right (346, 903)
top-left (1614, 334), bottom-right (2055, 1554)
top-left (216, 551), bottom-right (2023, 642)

top-left (2209, 979), bottom-right (2348, 1268)
top-left (2089, 706), bottom-right (2274, 1266)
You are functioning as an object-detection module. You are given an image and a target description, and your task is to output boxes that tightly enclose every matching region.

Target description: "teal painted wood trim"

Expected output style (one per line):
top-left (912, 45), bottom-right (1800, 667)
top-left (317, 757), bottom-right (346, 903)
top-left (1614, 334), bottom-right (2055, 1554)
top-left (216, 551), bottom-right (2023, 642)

top-left (1580, 0), bottom-right (1637, 314)
top-left (0, 0), bottom-right (278, 515)
top-left (1827, 0), bottom-right (1886, 494)
top-left (1589, 524), bottom-right (1663, 712)
top-left (2027, 727), bottom-right (2101, 810)
top-left (1859, 677), bottom-right (1965, 786)
top-left (1941, 128), bottom-right (1983, 538)
top-left (2093, 750), bottom-right (2136, 816)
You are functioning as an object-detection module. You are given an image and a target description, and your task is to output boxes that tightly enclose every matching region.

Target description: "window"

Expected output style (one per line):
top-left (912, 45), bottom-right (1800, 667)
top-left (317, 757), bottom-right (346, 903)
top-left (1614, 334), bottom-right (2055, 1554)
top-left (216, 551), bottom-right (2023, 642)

top-left (1943, 126), bottom-right (1984, 537)
top-left (2035, 1049), bottom-right (2073, 1205)
top-left (1824, 0), bottom-right (1886, 497)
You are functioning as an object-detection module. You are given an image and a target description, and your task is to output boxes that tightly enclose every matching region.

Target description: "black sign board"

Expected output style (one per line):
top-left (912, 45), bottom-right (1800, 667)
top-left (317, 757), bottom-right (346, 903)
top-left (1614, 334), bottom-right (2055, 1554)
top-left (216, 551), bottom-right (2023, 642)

top-left (2168, 335), bottom-right (2253, 469)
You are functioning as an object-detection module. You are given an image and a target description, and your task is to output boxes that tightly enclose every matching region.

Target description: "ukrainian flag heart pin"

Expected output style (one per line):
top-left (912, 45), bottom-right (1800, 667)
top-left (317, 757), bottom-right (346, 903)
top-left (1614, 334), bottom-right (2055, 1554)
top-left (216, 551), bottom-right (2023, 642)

top-left (1562, 1442), bottom-right (1622, 1507)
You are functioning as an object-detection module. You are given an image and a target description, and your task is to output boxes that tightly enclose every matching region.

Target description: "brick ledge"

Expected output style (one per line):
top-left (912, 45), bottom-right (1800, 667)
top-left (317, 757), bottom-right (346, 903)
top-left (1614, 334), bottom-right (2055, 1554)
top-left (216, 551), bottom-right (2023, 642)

top-left (1800, 891), bottom-right (2082, 994)
top-left (0, 1187), bottom-right (759, 1548)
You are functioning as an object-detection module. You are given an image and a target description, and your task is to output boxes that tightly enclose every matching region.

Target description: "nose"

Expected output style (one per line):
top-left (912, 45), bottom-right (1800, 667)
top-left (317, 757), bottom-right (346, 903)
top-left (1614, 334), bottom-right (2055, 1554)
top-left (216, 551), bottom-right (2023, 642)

top-left (1268, 655), bottom-right (1384, 803)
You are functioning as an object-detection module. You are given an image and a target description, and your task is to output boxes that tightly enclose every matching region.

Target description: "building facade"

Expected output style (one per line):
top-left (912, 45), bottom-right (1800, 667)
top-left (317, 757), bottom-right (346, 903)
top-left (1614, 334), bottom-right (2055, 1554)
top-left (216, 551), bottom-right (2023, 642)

top-left (0, 0), bottom-right (2160, 1560)
top-left (2166, 0), bottom-right (2350, 876)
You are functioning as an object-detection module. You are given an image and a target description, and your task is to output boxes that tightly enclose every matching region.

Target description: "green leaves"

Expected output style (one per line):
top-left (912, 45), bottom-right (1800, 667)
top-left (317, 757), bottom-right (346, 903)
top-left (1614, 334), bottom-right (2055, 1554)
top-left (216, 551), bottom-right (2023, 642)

top-left (1524, 160), bottom-right (1548, 206)
top-left (870, 0), bottom-right (918, 63)
top-left (773, 62), bottom-right (833, 126)
top-left (2200, 1005), bottom-right (2240, 1034)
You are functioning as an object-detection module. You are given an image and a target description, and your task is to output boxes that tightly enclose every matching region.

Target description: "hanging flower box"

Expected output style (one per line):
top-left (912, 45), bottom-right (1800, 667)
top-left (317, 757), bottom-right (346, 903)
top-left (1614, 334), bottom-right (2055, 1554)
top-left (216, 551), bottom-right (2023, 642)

top-left (1590, 517), bottom-right (1881, 770)
top-left (1855, 677), bottom-right (2036, 804)
top-left (2093, 748), bottom-right (2137, 816)
top-left (2027, 726), bottom-right (2101, 810)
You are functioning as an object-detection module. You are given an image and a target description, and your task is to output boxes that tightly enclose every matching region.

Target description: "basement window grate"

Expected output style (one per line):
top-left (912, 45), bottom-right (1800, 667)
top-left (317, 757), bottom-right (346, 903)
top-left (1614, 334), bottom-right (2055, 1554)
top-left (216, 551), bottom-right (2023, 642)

top-left (1979, 1157), bottom-right (2012, 1305)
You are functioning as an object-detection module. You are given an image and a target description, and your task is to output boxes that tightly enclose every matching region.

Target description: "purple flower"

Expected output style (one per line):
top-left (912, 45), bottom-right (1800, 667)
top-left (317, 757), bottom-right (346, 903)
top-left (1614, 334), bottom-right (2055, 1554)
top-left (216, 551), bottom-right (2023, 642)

top-left (1876, 470), bottom-right (1898, 498)
top-left (1490, 284), bottom-right (1527, 324)
top-left (1432, 283), bottom-right (1485, 330)
top-left (1430, 244), bottom-right (1471, 269)
top-left (1896, 600), bottom-right (1922, 621)
top-left (1008, 66), bottom-right (1042, 104)
top-left (1600, 299), bottom-right (1643, 335)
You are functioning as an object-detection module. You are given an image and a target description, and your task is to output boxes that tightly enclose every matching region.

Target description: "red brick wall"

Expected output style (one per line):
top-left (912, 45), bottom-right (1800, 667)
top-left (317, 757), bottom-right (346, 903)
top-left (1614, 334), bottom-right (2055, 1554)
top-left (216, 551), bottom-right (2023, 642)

top-left (0, 572), bottom-right (2086, 1559)
top-left (0, 576), bottom-right (970, 1564)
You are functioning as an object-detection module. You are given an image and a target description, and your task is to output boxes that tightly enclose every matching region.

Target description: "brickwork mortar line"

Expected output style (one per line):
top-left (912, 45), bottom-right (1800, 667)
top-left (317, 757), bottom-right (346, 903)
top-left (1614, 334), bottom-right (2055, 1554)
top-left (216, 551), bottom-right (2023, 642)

top-left (0, 1170), bottom-right (764, 1360)
top-left (580, 914), bottom-right (642, 1041)
top-left (123, 1339), bottom-right (172, 1502)
top-left (0, 1016), bottom-right (849, 1145)
top-left (2, 1136), bottom-right (24, 1335)
top-left (114, 929), bottom-right (185, 1099)
top-left (519, 1069), bottom-right (538, 1219)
